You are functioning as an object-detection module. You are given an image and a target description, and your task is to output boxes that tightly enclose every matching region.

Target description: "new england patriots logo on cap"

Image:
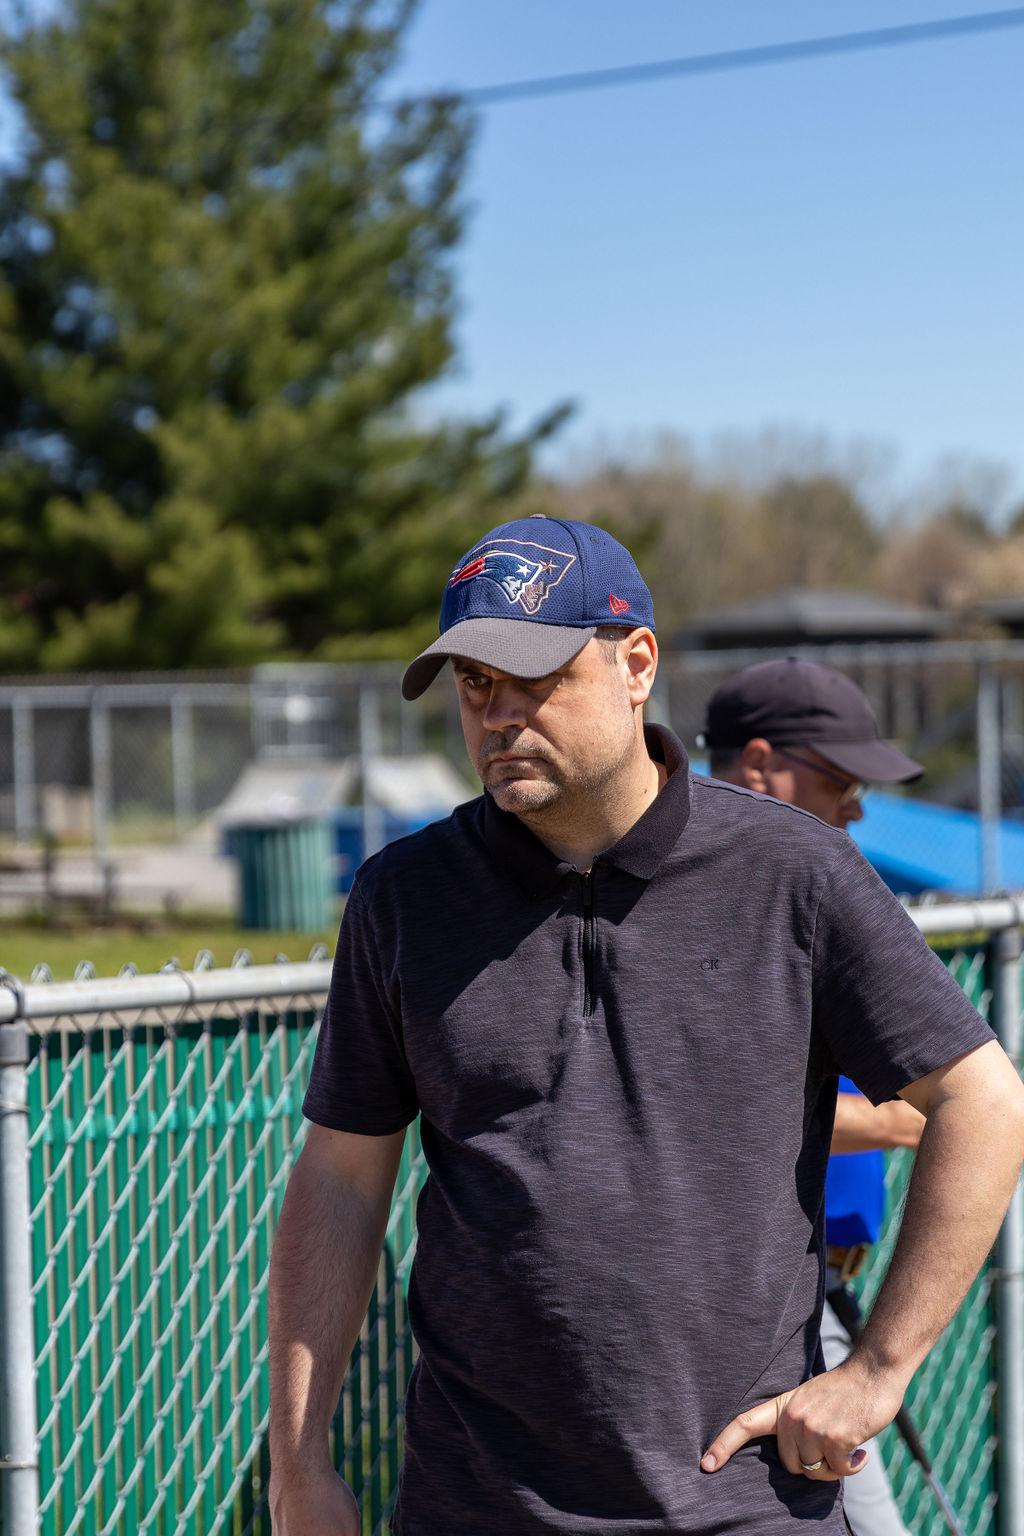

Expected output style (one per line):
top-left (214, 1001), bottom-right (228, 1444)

top-left (448, 539), bottom-right (576, 615)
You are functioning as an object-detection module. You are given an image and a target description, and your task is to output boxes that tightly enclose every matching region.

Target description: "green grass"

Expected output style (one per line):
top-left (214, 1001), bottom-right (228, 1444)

top-left (0, 915), bottom-right (975, 983)
top-left (0, 917), bottom-right (337, 981)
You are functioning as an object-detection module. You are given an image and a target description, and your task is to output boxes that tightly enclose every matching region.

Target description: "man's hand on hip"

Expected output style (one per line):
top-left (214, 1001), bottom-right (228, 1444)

top-left (269, 1465), bottom-right (361, 1536)
top-left (700, 1355), bottom-right (905, 1480)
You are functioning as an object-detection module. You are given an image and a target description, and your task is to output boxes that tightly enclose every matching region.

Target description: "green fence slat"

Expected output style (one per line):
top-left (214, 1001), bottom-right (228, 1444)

top-left (33, 1035), bottom-right (60, 1536)
top-left (154, 1037), bottom-right (178, 1522)
top-left (365, 1281), bottom-right (383, 1534)
top-left (132, 1029), bottom-right (159, 1527)
top-left (95, 1036), bottom-right (119, 1529)
top-left (382, 1235), bottom-right (400, 1511)
top-left (204, 1028), bottom-right (228, 1536)
top-left (63, 1039), bottom-right (86, 1523)
top-left (112, 1034), bottom-right (136, 1536)
top-left (240, 1027), bottom-right (262, 1492)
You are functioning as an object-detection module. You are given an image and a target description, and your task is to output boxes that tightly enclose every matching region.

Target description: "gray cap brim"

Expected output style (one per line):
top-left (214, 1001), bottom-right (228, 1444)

top-left (815, 738), bottom-right (924, 784)
top-left (402, 619), bottom-right (597, 701)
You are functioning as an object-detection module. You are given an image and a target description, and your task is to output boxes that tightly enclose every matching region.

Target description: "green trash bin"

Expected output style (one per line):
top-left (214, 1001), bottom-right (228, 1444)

top-left (229, 818), bottom-right (335, 931)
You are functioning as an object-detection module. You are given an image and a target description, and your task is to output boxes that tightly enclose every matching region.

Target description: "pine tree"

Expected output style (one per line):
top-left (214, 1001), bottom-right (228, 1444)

top-left (0, 0), bottom-right (563, 670)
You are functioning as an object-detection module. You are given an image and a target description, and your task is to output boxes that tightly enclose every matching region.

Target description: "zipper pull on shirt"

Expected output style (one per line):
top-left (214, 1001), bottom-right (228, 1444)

top-left (581, 869), bottom-right (595, 1018)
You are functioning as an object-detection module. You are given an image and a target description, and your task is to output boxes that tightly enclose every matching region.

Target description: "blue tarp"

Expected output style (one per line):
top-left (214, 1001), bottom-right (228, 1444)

top-left (851, 792), bottom-right (1024, 896)
top-left (691, 758), bottom-right (1024, 896)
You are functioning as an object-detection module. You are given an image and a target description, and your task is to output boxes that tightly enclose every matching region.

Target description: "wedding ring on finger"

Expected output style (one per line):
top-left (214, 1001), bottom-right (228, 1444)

top-left (800, 1459), bottom-right (824, 1472)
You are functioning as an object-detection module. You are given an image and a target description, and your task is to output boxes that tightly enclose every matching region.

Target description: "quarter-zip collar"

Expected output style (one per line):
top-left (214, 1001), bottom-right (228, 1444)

top-left (482, 724), bottom-right (691, 898)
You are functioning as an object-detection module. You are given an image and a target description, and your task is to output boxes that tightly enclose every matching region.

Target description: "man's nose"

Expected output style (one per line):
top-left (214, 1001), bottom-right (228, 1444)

top-left (481, 678), bottom-right (529, 729)
top-left (844, 798), bottom-right (865, 826)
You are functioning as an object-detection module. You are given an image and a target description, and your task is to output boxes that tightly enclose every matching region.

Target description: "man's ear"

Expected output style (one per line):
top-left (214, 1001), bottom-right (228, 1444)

top-left (738, 738), bottom-right (774, 793)
top-left (622, 629), bottom-right (658, 706)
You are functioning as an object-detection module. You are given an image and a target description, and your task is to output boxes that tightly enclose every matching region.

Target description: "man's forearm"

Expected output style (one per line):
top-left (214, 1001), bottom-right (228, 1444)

top-left (830, 1093), bottom-right (924, 1155)
top-left (703, 1041), bottom-right (1024, 1476)
top-left (268, 1128), bottom-right (403, 1479)
top-left (855, 1057), bottom-right (1024, 1387)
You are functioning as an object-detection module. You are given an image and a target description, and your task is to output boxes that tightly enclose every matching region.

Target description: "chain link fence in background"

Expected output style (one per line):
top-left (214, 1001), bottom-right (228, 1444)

top-left (0, 666), bottom-right (461, 855)
top-left (4, 642), bottom-right (1024, 896)
top-left (0, 902), bottom-right (1021, 1535)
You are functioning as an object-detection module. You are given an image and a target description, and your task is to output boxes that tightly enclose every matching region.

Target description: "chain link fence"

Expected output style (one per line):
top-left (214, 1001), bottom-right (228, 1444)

top-left (9, 959), bottom-right (430, 1536)
top-left (0, 667), bottom-right (461, 855)
top-left (4, 643), bottom-right (1024, 899)
top-left (25, 968), bottom-right (327, 1536)
top-left (0, 905), bottom-right (1021, 1534)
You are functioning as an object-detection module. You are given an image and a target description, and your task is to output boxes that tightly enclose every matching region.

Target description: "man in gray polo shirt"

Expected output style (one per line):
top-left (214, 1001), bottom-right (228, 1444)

top-left (268, 516), bottom-right (1024, 1536)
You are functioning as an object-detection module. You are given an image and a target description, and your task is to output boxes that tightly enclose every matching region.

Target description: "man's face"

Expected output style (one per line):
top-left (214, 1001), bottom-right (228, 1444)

top-left (764, 745), bottom-right (865, 831)
top-left (452, 638), bottom-right (640, 822)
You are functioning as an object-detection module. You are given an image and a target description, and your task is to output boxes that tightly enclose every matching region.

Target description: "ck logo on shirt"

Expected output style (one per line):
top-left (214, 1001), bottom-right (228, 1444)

top-left (699, 958), bottom-right (720, 971)
top-left (448, 540), bottom-right (576, 616)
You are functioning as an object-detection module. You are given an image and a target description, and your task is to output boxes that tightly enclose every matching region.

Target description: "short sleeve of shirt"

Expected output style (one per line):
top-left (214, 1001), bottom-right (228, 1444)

top-left (812, 837), bottom-right (994, 1104)
top-left (303, 874), bottom-right (419, 1135)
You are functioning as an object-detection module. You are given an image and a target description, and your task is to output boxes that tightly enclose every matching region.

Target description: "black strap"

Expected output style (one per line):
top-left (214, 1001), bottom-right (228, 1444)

top-left (825, 1279), bottom-right (864, 1341)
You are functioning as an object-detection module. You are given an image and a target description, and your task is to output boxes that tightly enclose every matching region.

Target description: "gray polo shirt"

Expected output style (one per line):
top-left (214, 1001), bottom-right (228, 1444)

top-left (305, 725), bottom-right (992, 1535)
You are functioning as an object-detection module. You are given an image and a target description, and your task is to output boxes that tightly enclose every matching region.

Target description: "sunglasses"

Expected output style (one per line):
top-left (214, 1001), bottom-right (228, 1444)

top-left (775, 749), bottom-right (867, 806)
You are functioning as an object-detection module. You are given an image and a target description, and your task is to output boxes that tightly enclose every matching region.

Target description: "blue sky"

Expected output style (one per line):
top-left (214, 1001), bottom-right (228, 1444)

top-left (389, 2), bottom-right (1024, 518)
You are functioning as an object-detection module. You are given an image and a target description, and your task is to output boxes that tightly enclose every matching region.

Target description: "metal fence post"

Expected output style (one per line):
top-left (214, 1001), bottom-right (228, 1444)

top-left (171, 693), bottom-right (197, 838)
top-left (0, 1014), bottom-right (39, 1535)
top-left (991, 923), bottom-right (1024, 1536)
top-left (359, 683), bottom-right (385, 861)
top-left (90, 691), bottom-right (112, 862)
top-left (12, 697), bottom-right (36, 845)
top-left (978, 657), bottom-right (1002, 894)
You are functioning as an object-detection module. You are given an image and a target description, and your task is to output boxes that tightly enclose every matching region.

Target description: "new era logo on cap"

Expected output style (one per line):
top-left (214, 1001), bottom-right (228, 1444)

top-left (609, 595), bottom-right (630, 615)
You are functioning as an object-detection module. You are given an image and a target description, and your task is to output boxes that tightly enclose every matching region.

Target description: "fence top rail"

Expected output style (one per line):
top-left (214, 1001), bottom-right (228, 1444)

top-left (909, 896), bottom-right (1024, 936)
top-left (7, 636), bottom-right (1024, 705)
top-left (0, 895), bottom-right (1020, 1028)
top-left (659, 638), bottom-right (1024, 671)
top-left (0, 960), bottom-right (333, 1026)
top-left (0, 681), bottom-right (256, 708)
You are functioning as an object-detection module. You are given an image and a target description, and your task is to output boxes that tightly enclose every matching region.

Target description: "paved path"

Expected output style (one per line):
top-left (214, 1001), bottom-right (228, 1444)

top-left (0, 835), bottom-right (236, 915)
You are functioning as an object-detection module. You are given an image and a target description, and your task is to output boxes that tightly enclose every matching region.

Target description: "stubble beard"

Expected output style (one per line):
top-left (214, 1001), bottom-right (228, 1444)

top-left (478, 727), bottom-right (636, 829)
top-left (478, 736), bottom-right (564, 817)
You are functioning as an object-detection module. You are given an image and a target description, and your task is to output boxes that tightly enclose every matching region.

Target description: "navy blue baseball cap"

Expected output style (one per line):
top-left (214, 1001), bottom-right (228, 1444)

top-left (701, 658), bottom-right (923, 783)
top-left (402, 515), bottom-right (655, 700)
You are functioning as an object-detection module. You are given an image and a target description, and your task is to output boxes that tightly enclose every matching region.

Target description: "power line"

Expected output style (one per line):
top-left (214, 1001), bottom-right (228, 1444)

top-left (395, 8), bottom-right (1024, 109)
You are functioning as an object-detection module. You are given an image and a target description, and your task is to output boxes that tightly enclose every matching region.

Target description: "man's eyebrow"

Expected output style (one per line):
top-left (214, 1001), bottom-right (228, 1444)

top-left (451, 658), bottom-right (554, 685)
